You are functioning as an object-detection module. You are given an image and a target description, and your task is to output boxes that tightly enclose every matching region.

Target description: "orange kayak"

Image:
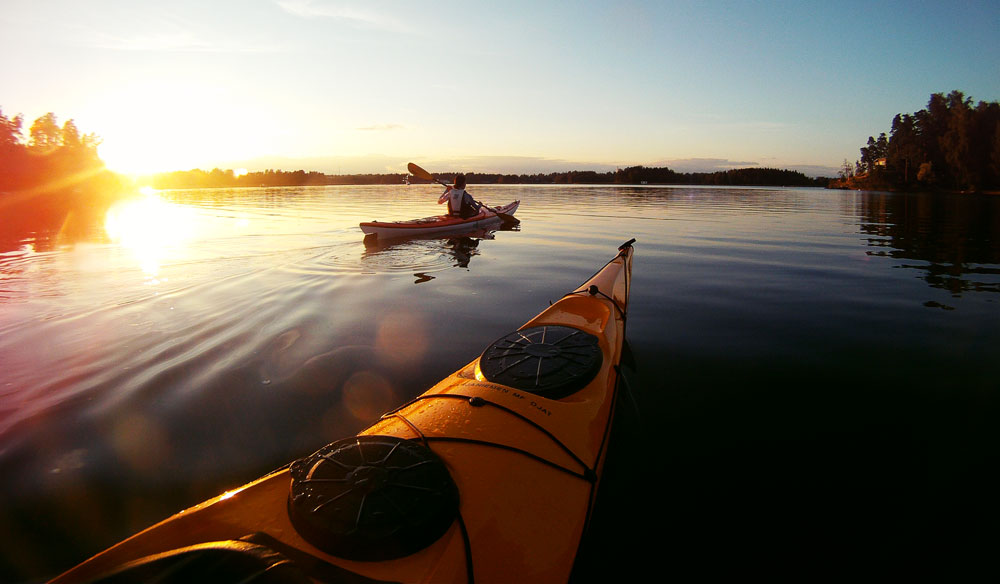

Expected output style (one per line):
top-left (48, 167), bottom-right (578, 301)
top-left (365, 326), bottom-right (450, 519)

top-left (52, 239), bottom-right (635, 584)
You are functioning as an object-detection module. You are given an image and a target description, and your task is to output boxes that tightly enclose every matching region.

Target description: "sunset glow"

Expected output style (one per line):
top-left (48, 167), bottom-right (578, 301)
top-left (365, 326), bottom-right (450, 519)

top-left (4, 2), bottom-right (998, 177)
top-left (91, 80), bottom-right (283, 176)
top-left (104, 194), bottom-right (197, 276)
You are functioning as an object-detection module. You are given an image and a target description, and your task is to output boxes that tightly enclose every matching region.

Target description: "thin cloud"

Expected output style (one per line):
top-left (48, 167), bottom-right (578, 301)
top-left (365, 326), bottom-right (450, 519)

top-left (356, 123), bottom-right (406, 131)
top-left (729, 121), bottom-right (791, 132)
top-left (276, 0), bottom-right (414, 33)
top-left (86, 31), bottom-right (283, 53)
top-left (654, 158), bottom-right (760, 173)
top-left (421, 156), bottom-right (621, 175)
top-left (656, 158), bottom-right (837, 178)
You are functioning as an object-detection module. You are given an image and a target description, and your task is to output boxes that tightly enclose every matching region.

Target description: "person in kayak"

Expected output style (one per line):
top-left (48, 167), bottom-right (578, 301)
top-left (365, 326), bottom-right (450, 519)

top-left (438, 173), bottom-right (482, 219)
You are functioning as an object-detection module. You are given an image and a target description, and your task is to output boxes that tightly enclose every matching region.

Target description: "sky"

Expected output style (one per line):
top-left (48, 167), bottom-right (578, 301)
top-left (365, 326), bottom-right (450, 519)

top-left (3, 0), bottom-right (998, 178)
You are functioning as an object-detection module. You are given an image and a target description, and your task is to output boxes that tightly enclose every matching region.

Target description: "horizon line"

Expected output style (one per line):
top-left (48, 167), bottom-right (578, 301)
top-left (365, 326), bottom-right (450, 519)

top-left (127, 157), bottom-right (840, 179)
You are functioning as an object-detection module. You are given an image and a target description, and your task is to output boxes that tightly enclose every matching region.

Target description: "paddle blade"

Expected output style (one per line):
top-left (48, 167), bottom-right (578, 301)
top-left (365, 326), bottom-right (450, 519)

top-left (407, 162), bottom-right (434, 181)
top-left (498, 212), bottom-right (520, 226)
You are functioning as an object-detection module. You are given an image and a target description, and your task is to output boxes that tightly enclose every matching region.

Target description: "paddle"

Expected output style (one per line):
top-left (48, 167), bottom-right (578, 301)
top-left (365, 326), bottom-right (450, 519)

top-left (407, 162), bottom-right (519, 225)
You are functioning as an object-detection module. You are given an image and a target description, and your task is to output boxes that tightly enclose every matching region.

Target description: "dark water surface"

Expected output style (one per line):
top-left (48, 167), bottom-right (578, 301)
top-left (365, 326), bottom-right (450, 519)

top-left (2, 185), bottom-right (999, 581)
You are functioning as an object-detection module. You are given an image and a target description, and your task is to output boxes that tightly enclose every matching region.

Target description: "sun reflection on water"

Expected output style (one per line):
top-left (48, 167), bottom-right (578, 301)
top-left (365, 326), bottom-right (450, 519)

top-left (104, 193), bottom-right (197, 279)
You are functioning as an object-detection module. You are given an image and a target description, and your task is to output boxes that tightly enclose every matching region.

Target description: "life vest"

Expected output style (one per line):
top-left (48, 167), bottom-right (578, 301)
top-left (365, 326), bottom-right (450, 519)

top-left (440, 187), bottom-right (465, 215)
top-left (441, 187), bottom-right (480, 217)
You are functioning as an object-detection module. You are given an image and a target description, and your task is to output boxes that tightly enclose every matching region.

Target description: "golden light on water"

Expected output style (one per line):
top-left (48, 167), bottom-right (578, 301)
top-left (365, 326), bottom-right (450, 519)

top-left (104, 193), bottom-right (197, 278)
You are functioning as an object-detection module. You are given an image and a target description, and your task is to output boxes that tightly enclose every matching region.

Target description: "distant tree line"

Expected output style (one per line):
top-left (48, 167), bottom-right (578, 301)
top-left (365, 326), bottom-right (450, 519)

top-left (150, 165), bottom-right (828, 189)
top-left (1, 108), bottom-right (118, 193)
top-left (148, 168), bottom-right (410, 189)
top-left (2, 106), bottom-right (830, 194)
top-left (485, 166), bottom-right (826, 186)
top-left (832, 90), bottom-right (1000, 192)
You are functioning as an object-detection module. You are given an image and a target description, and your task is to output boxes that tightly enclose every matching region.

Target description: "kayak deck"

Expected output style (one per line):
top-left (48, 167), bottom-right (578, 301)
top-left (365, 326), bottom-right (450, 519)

top-left (52, 239), bottom-right (634, 584)
top-left (360, 200), bottom-right (519, 239)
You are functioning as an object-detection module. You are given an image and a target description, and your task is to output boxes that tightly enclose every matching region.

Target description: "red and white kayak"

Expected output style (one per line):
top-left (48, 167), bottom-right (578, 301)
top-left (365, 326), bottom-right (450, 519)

top-left (360, 201), bottom-right (520, 240)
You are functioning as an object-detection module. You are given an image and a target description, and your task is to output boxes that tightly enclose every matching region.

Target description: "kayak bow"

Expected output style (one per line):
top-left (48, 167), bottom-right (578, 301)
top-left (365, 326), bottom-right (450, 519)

top-left (53, 239), bottom-right (635, 584)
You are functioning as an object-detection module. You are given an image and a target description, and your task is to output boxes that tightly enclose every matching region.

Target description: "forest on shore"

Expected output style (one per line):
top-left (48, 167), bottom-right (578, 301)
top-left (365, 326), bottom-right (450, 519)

top-left (831, 90), bottom-right (1000, 192)
top-left (1, 109), bottom-right (130, 248)
top-left (1, 109), bottom-right (124, 195)
top-left (147, 165), bottom-right (828, 189)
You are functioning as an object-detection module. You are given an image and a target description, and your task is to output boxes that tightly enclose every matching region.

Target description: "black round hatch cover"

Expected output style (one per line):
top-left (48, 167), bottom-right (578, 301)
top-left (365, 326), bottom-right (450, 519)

top-left (479, 325), bottom-right (603, 399)
top-left (288, 435), bottom-right (459, 561)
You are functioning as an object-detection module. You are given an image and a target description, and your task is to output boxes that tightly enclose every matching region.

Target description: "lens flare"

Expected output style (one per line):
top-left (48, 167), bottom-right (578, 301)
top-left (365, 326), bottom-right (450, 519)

top-left (342, 371), bottom-right (397, 423)
top-left (375, 310), bottom-right (429, 368)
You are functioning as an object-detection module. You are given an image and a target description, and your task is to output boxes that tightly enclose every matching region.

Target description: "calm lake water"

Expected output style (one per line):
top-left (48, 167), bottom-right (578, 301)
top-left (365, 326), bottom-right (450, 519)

top-left (2, 184), bottom-right (999, 581)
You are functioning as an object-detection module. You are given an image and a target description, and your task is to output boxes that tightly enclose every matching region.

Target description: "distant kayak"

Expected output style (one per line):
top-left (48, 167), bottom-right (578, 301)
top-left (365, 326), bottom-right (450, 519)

top-left (52, 239), bottom-right (634, 584)
top-left (360, 200), bottom-right (519, 239)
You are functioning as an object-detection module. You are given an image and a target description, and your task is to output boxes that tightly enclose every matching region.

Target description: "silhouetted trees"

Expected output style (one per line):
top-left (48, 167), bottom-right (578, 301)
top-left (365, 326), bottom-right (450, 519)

top-left (1, 109), bottom-right (129, 252)
top-left (441, 166), bottom-right (825, 187)
top-left (858, 133), bottom-right (888, 175)
top-left (147, 169), bottom-right (410, 189)
top-left (693, 167), bottom-right (823, 186)
top-left (149, 165), bottom-right (827, 189)
top-left (834, 91), bottom-right (1000, 192)
top-left (0, 108), bottom-right (107, 192)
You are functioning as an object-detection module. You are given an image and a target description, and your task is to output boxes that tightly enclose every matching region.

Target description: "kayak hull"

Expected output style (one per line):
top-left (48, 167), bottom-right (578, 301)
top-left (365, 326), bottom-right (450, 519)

top-left (360, 201), bottom-right (519, 239)
top-left (53, 239), bottom-right (634, 584)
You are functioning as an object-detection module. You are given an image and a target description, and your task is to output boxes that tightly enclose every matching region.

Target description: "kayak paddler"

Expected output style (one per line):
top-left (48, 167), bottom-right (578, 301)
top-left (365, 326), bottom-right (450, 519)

top-left (438, 173), bottom-right (483, 218)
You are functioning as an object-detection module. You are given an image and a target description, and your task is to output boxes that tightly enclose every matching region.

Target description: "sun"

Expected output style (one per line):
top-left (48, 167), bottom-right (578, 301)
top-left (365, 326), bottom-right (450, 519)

top-left (89, 81), bottom-right (277, 176)
top-left (99, 139), bottom-right (195, 176)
